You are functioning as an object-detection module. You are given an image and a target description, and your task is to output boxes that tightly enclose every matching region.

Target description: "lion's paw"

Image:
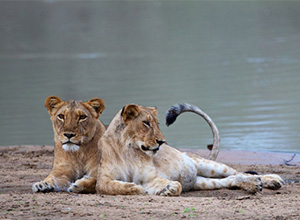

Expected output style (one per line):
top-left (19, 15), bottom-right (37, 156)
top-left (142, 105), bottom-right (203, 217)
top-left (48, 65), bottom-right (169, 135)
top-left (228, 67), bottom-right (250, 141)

top-left (261, 174), bottom-right (285, 190)
top-left (67, 183), bottom-right (81, 193)
top-left (126, 183), bottom-right (147, 195)
top-left (236, 175), bottom-right (263, 194)
top-left (32, 181), bottom-right (54, 193)
top-left (156, 181), bottom-right (182, 196)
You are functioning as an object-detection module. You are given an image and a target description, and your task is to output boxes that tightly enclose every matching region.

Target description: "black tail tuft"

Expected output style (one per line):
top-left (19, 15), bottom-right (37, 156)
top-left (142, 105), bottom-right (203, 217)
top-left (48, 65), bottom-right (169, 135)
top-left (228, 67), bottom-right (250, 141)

top-left (166, 110), bottom-right (179, 126)
top-left (166, 105), bottom-right (181, 126)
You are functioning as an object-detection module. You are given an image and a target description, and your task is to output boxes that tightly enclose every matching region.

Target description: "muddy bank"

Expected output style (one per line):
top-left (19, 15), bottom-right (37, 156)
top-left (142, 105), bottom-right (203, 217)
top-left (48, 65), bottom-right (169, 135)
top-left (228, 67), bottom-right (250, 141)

top-left (0, 146), bottom-right (299, 219)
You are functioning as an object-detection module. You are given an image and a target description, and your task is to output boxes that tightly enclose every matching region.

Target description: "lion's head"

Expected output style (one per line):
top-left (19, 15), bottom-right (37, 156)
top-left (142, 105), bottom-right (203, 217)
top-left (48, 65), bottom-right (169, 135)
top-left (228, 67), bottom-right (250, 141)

top-left (118, 104), bottom-right (166, 155)
top-left (45, 96), bottom-right (105, 152)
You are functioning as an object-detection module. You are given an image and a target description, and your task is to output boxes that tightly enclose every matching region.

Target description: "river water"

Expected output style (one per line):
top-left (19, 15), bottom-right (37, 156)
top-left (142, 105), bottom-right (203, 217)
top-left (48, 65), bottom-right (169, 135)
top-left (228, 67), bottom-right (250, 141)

top-left (0, 1), bottom-right (299, 153)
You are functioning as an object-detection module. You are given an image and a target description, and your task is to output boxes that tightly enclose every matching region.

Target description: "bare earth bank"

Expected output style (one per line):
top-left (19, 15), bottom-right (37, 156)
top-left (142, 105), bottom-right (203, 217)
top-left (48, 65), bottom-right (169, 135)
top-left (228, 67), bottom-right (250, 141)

top-left (0, 145), bottom-right (299, 220)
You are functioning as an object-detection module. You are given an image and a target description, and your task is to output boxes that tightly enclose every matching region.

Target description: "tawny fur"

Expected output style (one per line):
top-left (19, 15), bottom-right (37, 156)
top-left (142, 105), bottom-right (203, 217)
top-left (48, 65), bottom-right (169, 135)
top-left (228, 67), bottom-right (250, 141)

top-left (97, 105), bottom-right (182, 196)
top-left (96, 104), bottom-right (284, 196)
top-left (32, 96), bottom-right (106, 193)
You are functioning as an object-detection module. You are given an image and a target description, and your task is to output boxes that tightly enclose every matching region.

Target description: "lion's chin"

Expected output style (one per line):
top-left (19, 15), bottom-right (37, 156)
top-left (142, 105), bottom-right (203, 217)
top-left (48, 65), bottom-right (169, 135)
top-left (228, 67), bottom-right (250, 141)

top-left (62, 144), bottom-right (80, 152)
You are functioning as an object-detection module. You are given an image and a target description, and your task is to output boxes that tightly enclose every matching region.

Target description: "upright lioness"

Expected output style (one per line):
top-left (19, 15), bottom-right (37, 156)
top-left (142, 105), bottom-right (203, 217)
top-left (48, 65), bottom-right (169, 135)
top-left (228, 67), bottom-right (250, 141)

top-left (32, 96), bottom-right (105, 193)
top-left (96, 103), bottom-right (284, 196)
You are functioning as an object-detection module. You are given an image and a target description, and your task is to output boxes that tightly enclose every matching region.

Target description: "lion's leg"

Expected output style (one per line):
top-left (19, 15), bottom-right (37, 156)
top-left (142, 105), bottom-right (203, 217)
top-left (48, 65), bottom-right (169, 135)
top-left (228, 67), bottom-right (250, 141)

top-left (187, 153), bottom-right (284, 190)
top-left (67, 175), bottom-right (97, 193)
top-left (186, 152), bottom-right (237, 178)
top-left (32, 168), bottom-right (73, 193)
top-left (67, 167), bottom-right (98, 193)
top-left (193, 173), bottom-right (263, 194)
top-left (96, 176), bottom-right (146, 195)
top-left (143, 176), bottom-right (182, 196)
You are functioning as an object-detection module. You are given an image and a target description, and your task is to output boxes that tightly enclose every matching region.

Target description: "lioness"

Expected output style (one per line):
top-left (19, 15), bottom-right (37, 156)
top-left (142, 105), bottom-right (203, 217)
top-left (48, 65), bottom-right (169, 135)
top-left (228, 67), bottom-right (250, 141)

top-left (96, 103), bottom-right (284, 196)
top-left (32, 96), bottom-right (105, 193)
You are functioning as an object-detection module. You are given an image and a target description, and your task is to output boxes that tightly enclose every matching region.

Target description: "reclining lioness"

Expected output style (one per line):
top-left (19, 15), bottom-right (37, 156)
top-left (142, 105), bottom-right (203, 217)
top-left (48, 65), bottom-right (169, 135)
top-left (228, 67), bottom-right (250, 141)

top-left (32, 96), bottom-right (105, 193)
top-left (96, 103), bottom-right (284, 196)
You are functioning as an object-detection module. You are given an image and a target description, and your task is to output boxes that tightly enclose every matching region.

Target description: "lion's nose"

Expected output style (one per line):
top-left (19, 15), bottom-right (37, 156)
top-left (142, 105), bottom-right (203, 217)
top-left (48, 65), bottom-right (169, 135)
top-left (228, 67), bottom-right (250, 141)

top-left (156, 139), bottom-right (166, 146)
top-left (64, 133), bottom-right (76, 139)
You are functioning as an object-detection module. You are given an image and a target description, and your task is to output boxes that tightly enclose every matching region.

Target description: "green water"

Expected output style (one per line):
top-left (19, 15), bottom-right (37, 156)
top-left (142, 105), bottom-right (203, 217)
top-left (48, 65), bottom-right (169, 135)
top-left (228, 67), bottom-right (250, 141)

top-left (0, 1), bottom-right (299, 153)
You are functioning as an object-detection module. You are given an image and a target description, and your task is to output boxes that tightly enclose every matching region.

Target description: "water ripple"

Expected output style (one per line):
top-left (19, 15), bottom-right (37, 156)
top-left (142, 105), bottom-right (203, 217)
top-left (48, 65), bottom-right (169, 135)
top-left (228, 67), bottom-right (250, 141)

top-left (0, 53), bottom-right (107, 60)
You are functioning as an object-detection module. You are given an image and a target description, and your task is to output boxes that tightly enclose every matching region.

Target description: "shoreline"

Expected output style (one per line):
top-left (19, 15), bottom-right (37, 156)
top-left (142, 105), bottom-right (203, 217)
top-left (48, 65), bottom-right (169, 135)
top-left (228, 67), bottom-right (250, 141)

top-left (1, 145), bottom-right (299, 166)
top-left (1, 145), bottom-right (300, 219)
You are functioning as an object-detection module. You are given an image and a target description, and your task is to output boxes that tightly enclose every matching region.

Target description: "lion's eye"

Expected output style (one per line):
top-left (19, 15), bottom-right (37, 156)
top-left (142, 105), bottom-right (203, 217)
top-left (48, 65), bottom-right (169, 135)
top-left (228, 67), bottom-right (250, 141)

top-left (58, 114), bottom-right (64, 120)
top-left (143, 121), bottom-right (150, 127)
top-left (79, 115), bottom-right (87, 120)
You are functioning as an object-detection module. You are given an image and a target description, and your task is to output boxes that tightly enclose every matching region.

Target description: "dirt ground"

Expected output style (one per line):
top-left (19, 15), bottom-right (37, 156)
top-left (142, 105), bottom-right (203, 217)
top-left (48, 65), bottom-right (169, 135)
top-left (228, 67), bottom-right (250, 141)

top-left (1, 145), bottom-right (300, 220)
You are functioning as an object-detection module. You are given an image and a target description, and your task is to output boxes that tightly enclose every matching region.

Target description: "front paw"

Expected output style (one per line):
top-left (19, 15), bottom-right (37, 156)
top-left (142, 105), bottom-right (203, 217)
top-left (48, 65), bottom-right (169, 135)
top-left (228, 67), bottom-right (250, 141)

top-left (156, 181), bottom-right (182, 196)
top-left (67, 183), bottom-right (80, 193)
top-left (32, 181), bottom-right (54, 193)
top-left (261, 174), bottom-right (285, 190)
top-left (126, 183), bottom-right (147, 195)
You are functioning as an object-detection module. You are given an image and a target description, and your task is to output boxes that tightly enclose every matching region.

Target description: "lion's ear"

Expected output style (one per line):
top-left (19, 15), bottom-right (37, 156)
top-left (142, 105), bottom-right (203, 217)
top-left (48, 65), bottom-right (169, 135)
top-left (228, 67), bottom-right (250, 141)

top-left (45, 96), bottom-right (63, 116)
top-left (121, 104), bottom-right (140, 123)
top-left (87, 98), bottom-right (105, 118)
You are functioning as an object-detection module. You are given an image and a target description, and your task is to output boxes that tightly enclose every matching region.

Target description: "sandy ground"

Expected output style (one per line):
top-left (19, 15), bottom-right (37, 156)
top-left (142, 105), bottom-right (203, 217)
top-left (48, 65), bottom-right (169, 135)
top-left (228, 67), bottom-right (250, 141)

top-left (1, 145), bottom-right (300, 220)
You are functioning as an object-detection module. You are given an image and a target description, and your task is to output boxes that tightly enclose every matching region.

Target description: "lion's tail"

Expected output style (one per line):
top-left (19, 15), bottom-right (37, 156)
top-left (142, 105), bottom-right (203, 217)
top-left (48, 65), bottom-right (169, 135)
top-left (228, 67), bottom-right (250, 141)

top-left (165, 103), bottom-right (220, 161)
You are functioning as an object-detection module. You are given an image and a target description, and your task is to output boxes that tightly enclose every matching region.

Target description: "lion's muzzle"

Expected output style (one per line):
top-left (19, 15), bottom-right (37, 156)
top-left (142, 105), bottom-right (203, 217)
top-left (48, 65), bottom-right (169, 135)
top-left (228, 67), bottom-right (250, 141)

top-left (141, 140), bottom-right (165, 153)
top-left (141, 145), bottom-right (160, 152)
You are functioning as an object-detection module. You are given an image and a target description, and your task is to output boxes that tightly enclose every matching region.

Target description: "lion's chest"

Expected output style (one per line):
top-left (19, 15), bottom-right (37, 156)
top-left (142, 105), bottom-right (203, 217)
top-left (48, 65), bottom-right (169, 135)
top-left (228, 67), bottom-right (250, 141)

top-left (116, 161), bottom-right (156, 185)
